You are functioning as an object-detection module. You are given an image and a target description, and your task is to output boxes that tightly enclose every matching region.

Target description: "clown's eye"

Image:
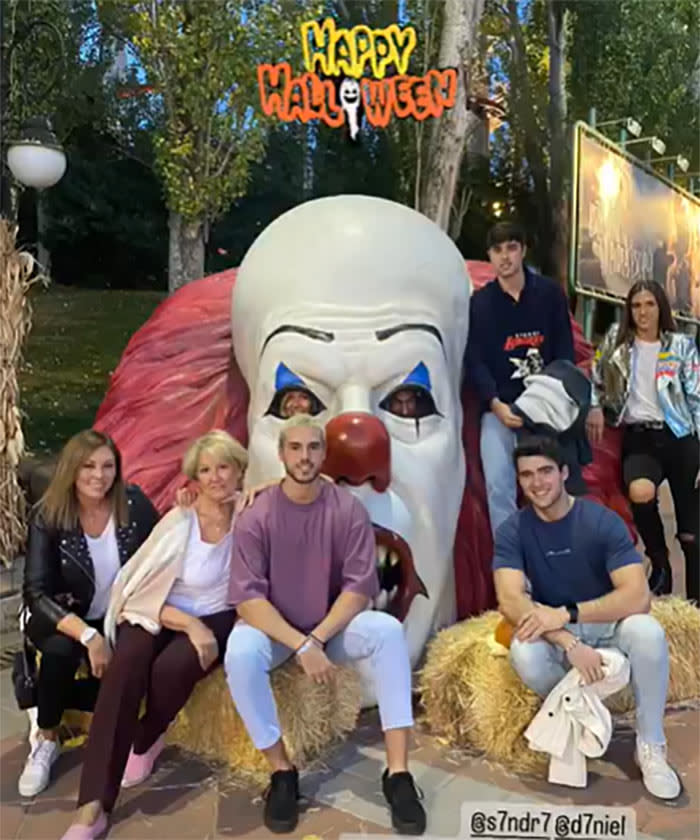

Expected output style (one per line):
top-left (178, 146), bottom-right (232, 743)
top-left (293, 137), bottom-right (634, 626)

top-left (379, 386), bottom-right (437, 419)
top-left (265, 387), bottom-right (326, 420)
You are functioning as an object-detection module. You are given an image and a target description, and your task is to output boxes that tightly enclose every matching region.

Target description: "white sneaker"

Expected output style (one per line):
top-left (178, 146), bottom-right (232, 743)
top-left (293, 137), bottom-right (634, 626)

top-left (635, 739), bottom-right (681, 800)
top-left (18, 736), bottom-right (60, 797)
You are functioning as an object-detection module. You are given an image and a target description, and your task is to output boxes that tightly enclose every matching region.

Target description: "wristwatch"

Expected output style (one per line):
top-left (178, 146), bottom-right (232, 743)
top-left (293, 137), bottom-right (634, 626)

top-left (565, 603), bottom-right (579, 624)
top-left (80, 626), bottom-right (98, 647)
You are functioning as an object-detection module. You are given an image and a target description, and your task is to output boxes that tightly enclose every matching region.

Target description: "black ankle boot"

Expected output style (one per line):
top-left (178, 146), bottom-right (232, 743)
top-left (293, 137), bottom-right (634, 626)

top-left (649, 565), bottom-right (672, 596)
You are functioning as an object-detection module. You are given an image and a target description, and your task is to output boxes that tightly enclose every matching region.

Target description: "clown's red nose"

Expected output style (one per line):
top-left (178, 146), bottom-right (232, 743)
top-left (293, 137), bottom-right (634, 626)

top-left (323, 413), bottom-right (391, 492)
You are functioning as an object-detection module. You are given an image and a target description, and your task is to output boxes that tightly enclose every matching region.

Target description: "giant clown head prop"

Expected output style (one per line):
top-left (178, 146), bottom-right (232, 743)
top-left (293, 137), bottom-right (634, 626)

top-left (94, 194), bottom-right (630, 672)
top-left (231, 195), bottom-right (470, 661)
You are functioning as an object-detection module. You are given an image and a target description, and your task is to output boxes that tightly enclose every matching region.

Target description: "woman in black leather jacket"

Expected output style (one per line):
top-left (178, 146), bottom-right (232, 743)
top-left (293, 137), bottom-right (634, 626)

top-left (20, 429), bottom-right (159, 798)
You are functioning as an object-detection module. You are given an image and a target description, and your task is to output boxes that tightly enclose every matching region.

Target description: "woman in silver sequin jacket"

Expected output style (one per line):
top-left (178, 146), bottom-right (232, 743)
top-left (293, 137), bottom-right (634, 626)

top-left (586, 281), bottom-right (699, 603)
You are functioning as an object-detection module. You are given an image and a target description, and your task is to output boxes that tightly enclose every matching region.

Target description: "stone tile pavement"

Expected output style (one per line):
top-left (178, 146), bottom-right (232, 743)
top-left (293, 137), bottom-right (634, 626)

top-left (1, 668), bottom-right (698, 840)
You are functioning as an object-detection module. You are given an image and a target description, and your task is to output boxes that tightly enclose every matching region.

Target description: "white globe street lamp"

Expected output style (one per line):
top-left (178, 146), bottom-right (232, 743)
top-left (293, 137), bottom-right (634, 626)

top-left (7, 116), bottom-right (66, 189)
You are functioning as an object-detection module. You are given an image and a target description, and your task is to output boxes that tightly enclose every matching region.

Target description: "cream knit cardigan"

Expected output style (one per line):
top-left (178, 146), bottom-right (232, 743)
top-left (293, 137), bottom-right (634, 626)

top-left (104, 506), bottom-right (196, 648)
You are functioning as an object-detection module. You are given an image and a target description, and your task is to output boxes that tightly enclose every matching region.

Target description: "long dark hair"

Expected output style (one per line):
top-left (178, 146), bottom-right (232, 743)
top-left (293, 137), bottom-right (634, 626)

top-left (38, 429), bottom-right (128, 530)
top-left (616, 280), bottom-right (676, 347)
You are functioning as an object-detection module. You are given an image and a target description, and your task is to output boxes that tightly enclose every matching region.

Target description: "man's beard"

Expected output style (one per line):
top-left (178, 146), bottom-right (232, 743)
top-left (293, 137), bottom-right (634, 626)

top-left (284, 462), bottom-right (322, 485)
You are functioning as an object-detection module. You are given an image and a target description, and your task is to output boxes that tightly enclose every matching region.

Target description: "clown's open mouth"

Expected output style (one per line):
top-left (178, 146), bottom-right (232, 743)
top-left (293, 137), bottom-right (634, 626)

top-left (371, 524), bottom-right (427, 622)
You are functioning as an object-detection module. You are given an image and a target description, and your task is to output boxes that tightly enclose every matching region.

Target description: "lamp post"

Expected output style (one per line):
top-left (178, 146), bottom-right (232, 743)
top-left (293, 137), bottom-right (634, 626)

top-left (0, 5), bottom-right (66, 567)
top-left (0, 7), bottom-right (66, 218)
top-left (7, 116), bottom-right (66, 189)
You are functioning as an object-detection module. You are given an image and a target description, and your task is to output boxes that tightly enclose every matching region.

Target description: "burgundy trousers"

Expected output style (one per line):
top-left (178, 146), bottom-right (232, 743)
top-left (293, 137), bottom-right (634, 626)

top-left (77, 609), bottom-right (235, 812)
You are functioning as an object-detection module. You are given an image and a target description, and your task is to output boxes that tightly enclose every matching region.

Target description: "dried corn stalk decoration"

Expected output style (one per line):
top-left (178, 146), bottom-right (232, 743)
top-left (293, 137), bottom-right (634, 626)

top-left (0, 220), bottom-right (43, 567)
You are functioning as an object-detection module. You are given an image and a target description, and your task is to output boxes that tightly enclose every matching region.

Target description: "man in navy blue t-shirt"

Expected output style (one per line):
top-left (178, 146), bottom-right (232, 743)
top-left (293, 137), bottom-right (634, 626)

top-left (465, 222), bottom-right (575, 537)
top-left (493, 436), bottom-right (680, 800)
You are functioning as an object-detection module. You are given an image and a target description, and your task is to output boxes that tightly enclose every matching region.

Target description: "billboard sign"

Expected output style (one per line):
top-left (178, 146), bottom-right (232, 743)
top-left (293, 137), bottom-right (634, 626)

top-left (571, 121), bottom-right (700, 322)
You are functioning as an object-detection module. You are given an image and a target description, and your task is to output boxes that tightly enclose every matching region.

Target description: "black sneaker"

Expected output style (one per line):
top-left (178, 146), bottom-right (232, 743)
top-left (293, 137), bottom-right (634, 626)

top-left (263, 767), bottom-right (300, 833)
top-left (382, 769), bottom-right (426, 835)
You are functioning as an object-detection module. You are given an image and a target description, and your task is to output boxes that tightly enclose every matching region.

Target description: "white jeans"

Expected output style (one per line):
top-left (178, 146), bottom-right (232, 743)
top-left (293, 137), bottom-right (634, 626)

top-left (509, 614), bottom-right (670, 744)
top-left (224, 610), bottom-right (414, 750)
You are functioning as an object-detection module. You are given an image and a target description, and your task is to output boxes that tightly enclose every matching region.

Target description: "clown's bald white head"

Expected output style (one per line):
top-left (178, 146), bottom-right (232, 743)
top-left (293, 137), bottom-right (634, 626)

top-left (231, 195), bottom-right (471, 675)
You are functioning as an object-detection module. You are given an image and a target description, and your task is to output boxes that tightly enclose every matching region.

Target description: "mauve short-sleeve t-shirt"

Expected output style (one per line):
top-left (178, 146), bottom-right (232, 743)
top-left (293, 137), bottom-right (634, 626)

top-left (229, 483), bottom-right (380, 633)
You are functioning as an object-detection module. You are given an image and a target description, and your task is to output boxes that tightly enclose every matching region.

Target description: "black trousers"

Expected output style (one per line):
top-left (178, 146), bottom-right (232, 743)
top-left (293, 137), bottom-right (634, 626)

top-left (26, 616), bottom-right (104, 730)
top-left (622, 424), bottom-right (699, 602)
top-left (78, 609), bottom-right (235, 813)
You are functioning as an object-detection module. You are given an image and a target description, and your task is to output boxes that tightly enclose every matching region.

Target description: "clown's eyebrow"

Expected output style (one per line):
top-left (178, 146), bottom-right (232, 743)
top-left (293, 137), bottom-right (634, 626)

top-left (261, 325), bottom-right (335, 354)
top-left (375, 323), bottom-right (445, 355)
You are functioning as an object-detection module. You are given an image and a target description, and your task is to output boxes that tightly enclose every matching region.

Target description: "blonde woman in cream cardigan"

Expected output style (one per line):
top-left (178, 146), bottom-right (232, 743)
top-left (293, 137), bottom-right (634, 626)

top-left (61, 431), bottom-right (247, 840)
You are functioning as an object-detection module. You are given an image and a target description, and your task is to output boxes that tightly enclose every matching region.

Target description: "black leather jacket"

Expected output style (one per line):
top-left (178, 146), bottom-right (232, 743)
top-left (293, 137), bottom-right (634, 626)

top-left (24, 484), bottom-right (159, 644)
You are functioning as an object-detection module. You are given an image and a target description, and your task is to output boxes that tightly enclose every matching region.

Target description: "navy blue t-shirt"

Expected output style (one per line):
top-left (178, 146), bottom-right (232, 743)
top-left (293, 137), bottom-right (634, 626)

top-left (492, 499), bottom-right (641, 607)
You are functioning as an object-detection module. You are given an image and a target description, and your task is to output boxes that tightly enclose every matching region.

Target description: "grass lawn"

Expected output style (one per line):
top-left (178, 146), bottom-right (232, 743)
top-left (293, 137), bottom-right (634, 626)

top-left (19, 286), bottom-right (166, 455)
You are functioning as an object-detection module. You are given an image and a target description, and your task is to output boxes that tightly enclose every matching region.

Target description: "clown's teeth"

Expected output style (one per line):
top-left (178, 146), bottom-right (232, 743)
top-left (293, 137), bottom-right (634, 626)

top-left (388, 551), bottom-right (399, 567)
top-left (376, 545), bottom-right (388, 567)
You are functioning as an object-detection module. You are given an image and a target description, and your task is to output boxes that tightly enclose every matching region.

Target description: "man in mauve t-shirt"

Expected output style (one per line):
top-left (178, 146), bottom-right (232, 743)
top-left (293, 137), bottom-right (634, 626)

top-left (224, 415), bottom-right (426, 836)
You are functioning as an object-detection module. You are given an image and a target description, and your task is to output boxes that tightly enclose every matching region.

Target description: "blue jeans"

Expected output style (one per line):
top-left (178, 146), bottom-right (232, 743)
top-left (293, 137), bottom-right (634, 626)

top-left (480, 411), bottom-right (517, 537)
top-left (509, 614), bottom-right (669, 745)
top-left (224, 610), bottom-right (414, 750)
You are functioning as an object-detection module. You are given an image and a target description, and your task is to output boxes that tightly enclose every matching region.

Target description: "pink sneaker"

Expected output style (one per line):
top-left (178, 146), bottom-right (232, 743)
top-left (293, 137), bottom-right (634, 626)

top-left (121, 735), bottom-right (165, 788)
top-left (60, 810), bottom-right (107, 840)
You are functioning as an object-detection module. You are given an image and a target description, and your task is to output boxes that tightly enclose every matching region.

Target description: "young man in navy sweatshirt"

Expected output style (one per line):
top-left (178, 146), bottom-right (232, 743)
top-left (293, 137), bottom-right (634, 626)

top-left (465, 222), bottom-right (575, 536)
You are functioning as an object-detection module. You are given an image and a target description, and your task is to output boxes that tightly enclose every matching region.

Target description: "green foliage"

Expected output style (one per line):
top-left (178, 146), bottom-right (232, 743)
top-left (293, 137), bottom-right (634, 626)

top-left (4, 0), bottom-right (117, 140)
top-left (40, 127), bottom-right (168, 289)
top-left (483, 0), bottom-right (699, 271)
top-left (99, 0), bottom-right (318, 225)
top-left (569, 0), bottom-right (699, 169)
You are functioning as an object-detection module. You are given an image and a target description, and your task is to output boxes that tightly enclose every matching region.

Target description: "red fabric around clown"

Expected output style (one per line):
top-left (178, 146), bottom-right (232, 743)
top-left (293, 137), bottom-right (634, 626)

top-left (94, 262), bottom-right (630, 619)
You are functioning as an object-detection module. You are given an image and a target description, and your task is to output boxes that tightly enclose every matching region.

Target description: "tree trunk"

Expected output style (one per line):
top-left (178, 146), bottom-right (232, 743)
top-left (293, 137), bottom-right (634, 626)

top-left (420, 0), bottom-right (485, 234)
top-left (547, 0), bottom-right (569, 286)
top-left (168, 211), bottom-right (205, 292)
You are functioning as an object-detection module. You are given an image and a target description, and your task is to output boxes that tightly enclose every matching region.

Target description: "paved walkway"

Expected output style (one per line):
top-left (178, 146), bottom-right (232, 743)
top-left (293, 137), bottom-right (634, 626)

top-left (1, 486), bottom-right (697, 840)
top-left (1, 685), bottom-right (697, 840)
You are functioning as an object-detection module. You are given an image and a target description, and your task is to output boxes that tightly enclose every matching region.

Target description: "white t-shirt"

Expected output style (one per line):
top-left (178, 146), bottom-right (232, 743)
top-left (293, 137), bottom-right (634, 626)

top-left (166, 516), bottom-right (233, 617)
top-left (85, 516), bottom-right (121, 619)
top-left (624, 339), bottom-right (664, 424)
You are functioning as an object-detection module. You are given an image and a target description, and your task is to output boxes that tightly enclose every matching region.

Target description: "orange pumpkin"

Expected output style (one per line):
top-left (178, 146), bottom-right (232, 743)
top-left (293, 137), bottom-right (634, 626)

top-left (494, 617), bottom-right (514, 649)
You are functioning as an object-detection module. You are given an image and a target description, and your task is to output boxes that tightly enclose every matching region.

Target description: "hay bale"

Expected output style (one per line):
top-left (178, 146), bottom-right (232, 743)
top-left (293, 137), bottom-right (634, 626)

top-left (61, 662), bottom-right (362, 783)
top-left (419, 598), bottom-right (700, 777)
top-left (168, 663), bottom-right (362, 780)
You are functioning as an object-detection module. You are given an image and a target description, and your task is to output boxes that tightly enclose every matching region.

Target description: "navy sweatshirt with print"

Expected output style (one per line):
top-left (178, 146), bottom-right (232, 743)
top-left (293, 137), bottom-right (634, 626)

top-left (464, 268), bottom-right (575, 408)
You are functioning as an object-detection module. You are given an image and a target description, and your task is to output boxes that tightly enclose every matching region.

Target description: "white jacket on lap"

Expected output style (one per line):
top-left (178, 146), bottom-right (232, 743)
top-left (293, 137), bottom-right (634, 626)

top-left (524, 648), bottom-right (630, 787)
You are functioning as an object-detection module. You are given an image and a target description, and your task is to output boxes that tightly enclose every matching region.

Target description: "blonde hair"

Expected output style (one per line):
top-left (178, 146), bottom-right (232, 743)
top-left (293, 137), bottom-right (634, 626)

top-left (278, 414), bottom-right (325, 450)
top-left (38, 429), bottom-right (128, 530)
top-left (182, 430), bottom-right (248, 480)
